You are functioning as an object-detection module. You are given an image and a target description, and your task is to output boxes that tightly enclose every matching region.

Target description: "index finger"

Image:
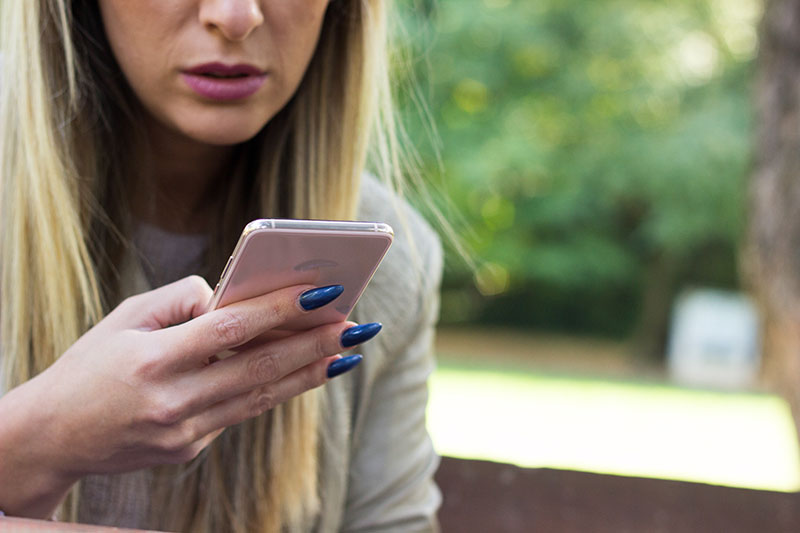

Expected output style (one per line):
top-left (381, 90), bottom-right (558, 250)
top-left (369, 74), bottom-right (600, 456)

top-left (152, 284), bottom-right (341, 368)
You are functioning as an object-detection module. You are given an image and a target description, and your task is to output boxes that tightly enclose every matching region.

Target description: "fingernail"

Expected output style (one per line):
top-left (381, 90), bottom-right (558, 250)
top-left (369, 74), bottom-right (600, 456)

top-left (327, 354), bottom-right (363, 378)
top-left (299, 285), bottom-right (344, 311)
top-left (341, 322), bottom-right (382, 348)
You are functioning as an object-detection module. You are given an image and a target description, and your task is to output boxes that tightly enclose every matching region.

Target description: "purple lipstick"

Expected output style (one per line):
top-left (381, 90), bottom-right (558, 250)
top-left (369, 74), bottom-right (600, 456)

top-left (182, 62), bottom-right (266, 101)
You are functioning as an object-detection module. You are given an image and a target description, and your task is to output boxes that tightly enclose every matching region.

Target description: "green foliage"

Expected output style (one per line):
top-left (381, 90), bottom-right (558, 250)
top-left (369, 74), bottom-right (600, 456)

top-left (394, 0), bottom-right (759, 337)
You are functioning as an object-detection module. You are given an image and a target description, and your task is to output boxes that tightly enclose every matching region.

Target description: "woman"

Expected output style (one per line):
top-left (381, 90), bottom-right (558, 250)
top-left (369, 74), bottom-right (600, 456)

top-left (0, 1), bottom-right (443, 532)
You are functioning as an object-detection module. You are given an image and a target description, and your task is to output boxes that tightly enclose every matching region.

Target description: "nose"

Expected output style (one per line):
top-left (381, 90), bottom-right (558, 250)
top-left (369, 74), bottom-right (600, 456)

top-left (199, 0), bottom-right (264, 42)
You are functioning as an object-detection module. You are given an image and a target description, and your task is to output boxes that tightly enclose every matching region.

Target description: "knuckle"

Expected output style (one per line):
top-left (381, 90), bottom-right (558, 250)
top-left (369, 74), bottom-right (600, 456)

top-left (212, 311), bottom-right (247, 347)
top-left (158, 437), bottom-right (183, 457)
top-left (249, 351), bottom-right (280, 384)
top-left (249, 388), bottom-right (276, 418)
top-left (159, 423), bottom-right (197, 456)
top-left (118, 293), bottom-right (144, 313)
top-left (167, 447), bottom-right (200, 465)
top-left (134, 359), bottom-right (160, 382)
top-left (148, 395), bottom-right (185, 426)
top-left (185, 275), bottom-right (210, 297)
top-left (313, 332), bottom-right (328, 359)
top-left (262, 298), bottom-right (291, 327)
top-left (133, 348), bottom-right (166, 380)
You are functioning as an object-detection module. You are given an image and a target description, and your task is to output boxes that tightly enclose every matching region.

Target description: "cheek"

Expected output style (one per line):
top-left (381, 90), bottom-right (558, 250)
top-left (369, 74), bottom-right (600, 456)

top-left (266, 2), bottom-right (329, 94)
top-left (99, 2), bottom-right (183, 100)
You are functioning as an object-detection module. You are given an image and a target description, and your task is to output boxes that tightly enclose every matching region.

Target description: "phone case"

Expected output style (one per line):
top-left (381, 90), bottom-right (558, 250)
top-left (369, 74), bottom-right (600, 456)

top-left (208, 219), bottom-right (394, 330)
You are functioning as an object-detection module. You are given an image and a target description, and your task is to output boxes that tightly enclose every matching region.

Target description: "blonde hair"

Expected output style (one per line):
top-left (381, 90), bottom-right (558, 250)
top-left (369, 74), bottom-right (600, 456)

top-left (0, 0), bottom-right (400, 530)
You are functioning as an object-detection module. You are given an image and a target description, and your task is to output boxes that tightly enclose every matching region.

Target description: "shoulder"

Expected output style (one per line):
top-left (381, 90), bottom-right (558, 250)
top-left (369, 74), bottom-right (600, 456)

top-left (319, 176), bottom-right (443, 529)
top-left (353, 174), bottom-right (444, 356)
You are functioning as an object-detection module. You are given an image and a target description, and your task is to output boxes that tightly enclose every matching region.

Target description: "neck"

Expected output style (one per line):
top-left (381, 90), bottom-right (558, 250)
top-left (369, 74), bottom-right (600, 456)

top-left (131, 115), bottom-right (236, 234)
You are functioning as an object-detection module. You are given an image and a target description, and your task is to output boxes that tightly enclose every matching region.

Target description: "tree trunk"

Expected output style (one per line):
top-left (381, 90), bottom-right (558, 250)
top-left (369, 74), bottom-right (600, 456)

top-left (746, 0), bottom-right (800, 442)
top-left (631, 252), bottom-right (681, 361)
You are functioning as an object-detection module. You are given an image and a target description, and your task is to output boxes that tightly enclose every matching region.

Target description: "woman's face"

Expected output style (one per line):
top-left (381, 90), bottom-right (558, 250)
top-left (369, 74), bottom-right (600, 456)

top-left (98, 0), bottom-right (330, 146)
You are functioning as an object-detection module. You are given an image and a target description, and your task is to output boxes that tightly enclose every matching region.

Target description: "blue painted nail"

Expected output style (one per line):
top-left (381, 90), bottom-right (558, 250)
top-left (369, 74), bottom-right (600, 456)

top-left (341, 322), bottom-right (382, 348)
top-left (327, 354), bottom-right (363, 378)
top-left (299, 285), bottom-right (344, 311)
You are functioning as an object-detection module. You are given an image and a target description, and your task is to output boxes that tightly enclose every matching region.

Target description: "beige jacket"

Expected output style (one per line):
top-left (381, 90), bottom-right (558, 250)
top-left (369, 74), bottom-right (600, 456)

top-left (76, 175), bottom-right (443, 532)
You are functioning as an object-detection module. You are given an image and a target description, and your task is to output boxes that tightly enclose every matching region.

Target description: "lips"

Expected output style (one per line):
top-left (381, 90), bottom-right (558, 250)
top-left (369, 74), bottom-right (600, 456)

top-left (182, 62), bottom-right (267, 101)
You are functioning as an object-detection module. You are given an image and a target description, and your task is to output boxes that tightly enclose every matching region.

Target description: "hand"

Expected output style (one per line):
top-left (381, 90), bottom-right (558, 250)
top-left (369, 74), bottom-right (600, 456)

top-left (0, 276), bottom-right (379, 517)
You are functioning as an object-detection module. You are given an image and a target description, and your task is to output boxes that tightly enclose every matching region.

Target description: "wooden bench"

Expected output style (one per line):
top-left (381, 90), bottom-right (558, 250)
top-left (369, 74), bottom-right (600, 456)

top-left (436, 457), bottom-right (800, 532)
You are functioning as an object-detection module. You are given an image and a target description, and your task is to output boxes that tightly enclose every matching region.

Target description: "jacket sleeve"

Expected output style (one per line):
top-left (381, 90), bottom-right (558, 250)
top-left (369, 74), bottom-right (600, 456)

top-left (341, 230), bottom-right (444, 533)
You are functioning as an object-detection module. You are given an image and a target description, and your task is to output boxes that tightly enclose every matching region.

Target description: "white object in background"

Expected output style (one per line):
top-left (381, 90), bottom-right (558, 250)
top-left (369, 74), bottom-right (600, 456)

top-left (667, 289), bottom-right (760, 390)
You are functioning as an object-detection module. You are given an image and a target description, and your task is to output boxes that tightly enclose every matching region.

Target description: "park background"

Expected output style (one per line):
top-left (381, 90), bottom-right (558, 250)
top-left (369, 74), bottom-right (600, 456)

top-left (394, 0), bottom-right (800, 530)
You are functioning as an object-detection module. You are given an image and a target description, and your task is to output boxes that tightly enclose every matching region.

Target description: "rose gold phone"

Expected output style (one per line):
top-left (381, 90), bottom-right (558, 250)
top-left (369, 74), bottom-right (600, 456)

top-left (207, 219), bottom-right (394, 330)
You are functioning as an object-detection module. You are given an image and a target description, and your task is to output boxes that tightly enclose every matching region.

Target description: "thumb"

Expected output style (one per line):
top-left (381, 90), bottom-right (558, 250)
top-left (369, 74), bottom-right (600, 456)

top-left (114, 275), bottom-right (214, 331)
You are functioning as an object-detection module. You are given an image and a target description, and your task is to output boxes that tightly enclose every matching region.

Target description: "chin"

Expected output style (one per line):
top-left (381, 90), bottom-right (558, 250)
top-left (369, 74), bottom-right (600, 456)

top-left (181, 115), bottom-right (269, 146)
top-left (160, 100), bottom-right (275, 146)
top-left (187, 125), bottom-right (264, 146)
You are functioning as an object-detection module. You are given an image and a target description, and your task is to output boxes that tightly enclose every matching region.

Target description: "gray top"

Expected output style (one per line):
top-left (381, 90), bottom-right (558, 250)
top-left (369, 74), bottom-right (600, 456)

top-left (76, 174), bottom-right (444, 532)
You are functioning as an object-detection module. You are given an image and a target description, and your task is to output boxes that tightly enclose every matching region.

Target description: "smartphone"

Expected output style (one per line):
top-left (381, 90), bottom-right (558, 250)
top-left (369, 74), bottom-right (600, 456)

top-left (207, 219), bottom-right (394, 330)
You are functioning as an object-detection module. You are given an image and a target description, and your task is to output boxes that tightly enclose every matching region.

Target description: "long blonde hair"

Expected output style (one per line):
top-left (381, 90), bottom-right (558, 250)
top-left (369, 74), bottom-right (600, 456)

top-left (0, 0), bottom-right (399, 530)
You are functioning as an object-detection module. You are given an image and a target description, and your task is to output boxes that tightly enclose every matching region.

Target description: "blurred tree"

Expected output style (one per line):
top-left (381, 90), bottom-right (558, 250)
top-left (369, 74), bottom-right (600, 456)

top-left (746, 0), bottom-right (800, 439)
top-left (395, 0), bottom-right (758, 355)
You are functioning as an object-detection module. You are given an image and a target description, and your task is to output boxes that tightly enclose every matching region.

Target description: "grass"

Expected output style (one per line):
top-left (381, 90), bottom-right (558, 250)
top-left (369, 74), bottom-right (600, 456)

top-left (427, 359), bottom-right (800, 492)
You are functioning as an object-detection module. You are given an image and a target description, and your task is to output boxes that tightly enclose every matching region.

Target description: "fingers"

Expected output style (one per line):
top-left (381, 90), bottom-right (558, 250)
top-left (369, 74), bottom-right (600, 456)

top-left (153, 284), bottom-right (341, 367)
top-left (179, 320), bottom-right (359, 411)
top-left (187, 354), bottom-right (340, 439)
top-left (162, 353), bottom-right (365, 465)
